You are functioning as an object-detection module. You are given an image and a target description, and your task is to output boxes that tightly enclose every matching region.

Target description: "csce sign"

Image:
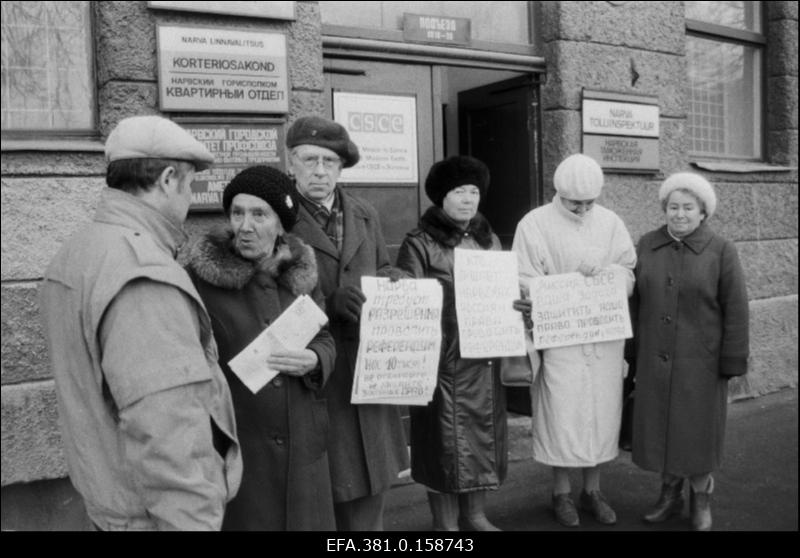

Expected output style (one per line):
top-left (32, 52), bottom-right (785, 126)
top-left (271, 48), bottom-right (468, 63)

top-left (347, 112), bottom-right (404, 134)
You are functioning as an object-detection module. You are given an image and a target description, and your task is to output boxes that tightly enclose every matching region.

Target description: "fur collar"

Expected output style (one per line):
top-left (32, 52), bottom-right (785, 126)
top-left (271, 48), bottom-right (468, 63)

top-left (419, 206), bottom-right (494, 249)
top-left (187, 226), bottom-right (318, 296)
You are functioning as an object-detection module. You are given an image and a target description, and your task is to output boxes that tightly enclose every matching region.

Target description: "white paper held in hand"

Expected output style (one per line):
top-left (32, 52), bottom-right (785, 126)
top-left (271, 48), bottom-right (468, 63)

top-left (228, 294), bottom-right (329, 393)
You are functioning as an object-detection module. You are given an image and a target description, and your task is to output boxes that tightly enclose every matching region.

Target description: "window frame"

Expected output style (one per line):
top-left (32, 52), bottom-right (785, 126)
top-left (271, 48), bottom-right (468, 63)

top-left (1, 0), bottom-right (100, 145)
top-left (685, 2), bottom-right (767, 162)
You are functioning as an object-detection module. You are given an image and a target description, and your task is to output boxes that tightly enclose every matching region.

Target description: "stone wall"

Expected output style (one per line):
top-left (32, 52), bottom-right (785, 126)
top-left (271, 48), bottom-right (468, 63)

top-left (0, 0), bottom-right (324, 530)
top-left (538, 1), bottom-right (798, 402)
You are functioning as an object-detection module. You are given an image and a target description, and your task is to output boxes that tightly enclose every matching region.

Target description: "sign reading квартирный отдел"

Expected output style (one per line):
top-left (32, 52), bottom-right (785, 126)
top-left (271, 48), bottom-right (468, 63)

top-left (157, 25), bottom-right (288, 113)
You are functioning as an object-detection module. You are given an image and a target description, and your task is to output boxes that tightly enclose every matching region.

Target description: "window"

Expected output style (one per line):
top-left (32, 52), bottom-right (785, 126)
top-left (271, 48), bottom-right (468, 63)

top-left (1, 1), bottom-right (95, 133)
top-left (685, 1), bottom-right (764, 159)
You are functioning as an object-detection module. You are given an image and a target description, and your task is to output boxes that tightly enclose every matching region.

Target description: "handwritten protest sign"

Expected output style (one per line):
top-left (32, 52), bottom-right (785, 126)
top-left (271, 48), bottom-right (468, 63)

top-left (351, 277), bottom-right (442, 405)
top-left (454, 248), bottom-right (526, 358)
top-left (528, 268), bottom-right (632, 349)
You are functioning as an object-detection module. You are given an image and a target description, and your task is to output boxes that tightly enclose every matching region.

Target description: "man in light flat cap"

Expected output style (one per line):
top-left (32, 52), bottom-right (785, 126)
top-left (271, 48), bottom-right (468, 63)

top-left (287, 115), bottom-right (408, 531)
top-left (511, 153), bottom-right (636, 529)
top-left (40, 115), bottom-right (242, 531)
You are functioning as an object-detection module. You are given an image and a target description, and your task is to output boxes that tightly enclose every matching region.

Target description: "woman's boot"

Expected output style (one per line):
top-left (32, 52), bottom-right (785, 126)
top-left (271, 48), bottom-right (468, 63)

top-left (458, 491), bottom-right (502, 531)
top-left (427, 492), bottom-right (459, 531)
top-left (690, 476), bottom-right (714, 531)
top-left (643, 478), bottom-right (685, 523)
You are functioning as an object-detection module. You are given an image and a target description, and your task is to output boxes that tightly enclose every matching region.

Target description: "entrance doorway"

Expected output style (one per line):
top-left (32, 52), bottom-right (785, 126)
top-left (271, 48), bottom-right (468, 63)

top-left (323, 58), bottom-right (540, 417)
top-left (459, 74), bottom-right (544, 248)
top-left (323, 59), bottom-right (543, 254)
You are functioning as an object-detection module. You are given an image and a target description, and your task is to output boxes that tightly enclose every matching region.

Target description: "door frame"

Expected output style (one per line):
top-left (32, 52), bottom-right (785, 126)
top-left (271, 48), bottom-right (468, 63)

top-left (458, 73), bottom-right (546, 212)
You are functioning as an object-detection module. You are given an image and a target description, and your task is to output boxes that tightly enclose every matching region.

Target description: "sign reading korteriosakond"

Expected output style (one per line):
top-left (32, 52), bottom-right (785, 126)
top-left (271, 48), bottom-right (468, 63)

top-left (157, 24), bottom-right (288, 113)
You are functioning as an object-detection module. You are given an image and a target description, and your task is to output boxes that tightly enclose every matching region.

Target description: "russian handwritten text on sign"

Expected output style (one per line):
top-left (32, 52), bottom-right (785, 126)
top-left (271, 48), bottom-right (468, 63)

top-left (454, 249), bottom-right (527, 358)
top-left (528, 269), bottom-right (632, 349)
top-left (352, 278), bottom-right (442, 406)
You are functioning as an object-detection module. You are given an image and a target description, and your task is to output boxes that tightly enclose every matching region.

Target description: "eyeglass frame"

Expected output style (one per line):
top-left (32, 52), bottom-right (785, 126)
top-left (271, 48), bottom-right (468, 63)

top-left (291, 149), bottom-right (342, 171)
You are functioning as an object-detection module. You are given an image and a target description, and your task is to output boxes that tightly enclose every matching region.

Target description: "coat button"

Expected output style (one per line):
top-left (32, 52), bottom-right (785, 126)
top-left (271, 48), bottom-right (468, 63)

top-left (667, 277), bottom-right (674, 286)
top-left (672, 243), bottom-right (680, 250)
top-left (659, 353), bottom-right (670, 362)
top-left (274, 436), bottom-right (285, 446)
top-left (663, 315), bottom-right (672, 324)
top-left (272, 377), bottom-right (283, 388)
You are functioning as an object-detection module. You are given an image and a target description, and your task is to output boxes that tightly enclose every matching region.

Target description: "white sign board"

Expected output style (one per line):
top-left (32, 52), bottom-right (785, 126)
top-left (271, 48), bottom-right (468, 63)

top-left (528, 269), bottom-right (632, 349)
top-left (582, 99), bottom-right (659, 137)
top-left (454, 249), bottom-right (526, 358)
top-left (333, 92), bottom-right (418, 183)
top-left (351, 278), bottom-right (441, 406)
top-left (157, 25), bottom-right (288, 113)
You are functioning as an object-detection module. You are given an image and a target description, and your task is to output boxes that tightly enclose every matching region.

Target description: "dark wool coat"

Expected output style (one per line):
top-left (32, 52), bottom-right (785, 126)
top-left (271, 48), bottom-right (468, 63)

top-left (292, 190), bottom-right (409, 503)
top-left (396, 207), bottom-right (508, 493)
top-left (630, 223), bottom-right (749, 476)
top-left (186, 228), bottom-right (336, 531)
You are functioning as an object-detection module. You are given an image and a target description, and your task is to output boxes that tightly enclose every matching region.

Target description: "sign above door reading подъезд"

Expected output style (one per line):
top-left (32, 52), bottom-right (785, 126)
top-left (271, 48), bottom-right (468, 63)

top-left (403, 13), bottom-right (471, 45)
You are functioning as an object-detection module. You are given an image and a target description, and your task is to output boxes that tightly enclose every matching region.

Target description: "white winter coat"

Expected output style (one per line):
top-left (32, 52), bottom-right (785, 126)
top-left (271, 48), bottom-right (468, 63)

top-left (512, 195), bottom-right (636, 466)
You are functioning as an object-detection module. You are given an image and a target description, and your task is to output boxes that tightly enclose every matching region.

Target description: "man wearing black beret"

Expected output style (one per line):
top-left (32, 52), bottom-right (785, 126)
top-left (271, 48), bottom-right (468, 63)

top-left (287, 115), bottom-right (409, 531)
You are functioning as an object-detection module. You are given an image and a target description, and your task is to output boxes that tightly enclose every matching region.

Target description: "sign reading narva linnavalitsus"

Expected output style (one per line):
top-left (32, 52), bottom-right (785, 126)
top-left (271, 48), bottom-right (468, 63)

top-left (157, 24), bottom-right (288, 113)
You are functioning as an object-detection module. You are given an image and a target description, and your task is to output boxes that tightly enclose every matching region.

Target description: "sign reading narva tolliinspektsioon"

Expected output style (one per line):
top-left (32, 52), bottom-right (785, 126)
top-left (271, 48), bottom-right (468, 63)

top-left (157, 25), bottom-right (288, 113)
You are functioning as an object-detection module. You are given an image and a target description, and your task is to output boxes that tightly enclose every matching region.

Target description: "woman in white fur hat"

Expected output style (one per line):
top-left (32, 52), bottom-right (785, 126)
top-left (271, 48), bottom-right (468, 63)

top-left (630, 172), bottom-right (749, 531)
top-left (512, 154), bottom-right (637, 527)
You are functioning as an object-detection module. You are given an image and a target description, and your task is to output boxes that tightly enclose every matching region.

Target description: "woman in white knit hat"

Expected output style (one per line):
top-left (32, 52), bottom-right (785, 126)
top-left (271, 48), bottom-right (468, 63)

top-left (512, 154), bottom-right (636, 527)
top-left (630, 172), bottom-right (749, 531)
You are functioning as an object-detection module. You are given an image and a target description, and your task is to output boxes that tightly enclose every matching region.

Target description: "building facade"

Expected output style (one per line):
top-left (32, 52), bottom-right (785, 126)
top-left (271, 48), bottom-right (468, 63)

top-left (1, 1), bottom-right (797, 530)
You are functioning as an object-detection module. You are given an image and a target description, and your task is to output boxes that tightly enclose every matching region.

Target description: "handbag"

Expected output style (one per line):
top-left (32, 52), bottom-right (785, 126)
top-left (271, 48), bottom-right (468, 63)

top-left (500, 334), bottom-right (541, 387)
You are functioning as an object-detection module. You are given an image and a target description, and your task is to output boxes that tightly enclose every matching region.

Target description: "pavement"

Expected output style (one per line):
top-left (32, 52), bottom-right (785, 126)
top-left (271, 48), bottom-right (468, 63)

top-left (383, 387), bottom-right (798, 532)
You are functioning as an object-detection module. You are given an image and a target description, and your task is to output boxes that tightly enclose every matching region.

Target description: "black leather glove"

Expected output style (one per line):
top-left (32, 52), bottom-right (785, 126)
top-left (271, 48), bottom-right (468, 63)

top-left (328, 285), bottom-right (367, 323)
top-left (512, 298), bottom-right (533, 330)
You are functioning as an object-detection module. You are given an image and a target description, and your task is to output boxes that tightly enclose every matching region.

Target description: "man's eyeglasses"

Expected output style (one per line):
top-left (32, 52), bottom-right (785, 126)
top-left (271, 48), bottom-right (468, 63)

top-left (296, 154), bottom-right (342, 170)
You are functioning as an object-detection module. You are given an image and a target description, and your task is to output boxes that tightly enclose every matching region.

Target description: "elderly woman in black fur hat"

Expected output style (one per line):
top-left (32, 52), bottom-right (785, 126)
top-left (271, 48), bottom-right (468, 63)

top-left (186, 165), bottom-right (336, 531)
top-left (396, 155), bottom-right (507, 531)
